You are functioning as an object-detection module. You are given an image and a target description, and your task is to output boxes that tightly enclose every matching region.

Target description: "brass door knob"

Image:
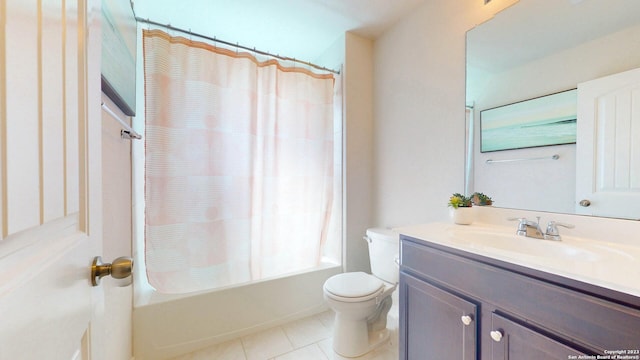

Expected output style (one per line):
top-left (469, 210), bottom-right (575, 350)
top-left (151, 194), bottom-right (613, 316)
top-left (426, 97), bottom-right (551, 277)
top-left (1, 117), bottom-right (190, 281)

top-left (91, 256), bottom-right (133, 286)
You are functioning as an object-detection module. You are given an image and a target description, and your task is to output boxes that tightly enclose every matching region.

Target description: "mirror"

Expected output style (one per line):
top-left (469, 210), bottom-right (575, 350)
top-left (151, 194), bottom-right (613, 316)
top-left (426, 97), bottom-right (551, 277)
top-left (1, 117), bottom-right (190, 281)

top-left (465, 0), bottom-right (640, 218)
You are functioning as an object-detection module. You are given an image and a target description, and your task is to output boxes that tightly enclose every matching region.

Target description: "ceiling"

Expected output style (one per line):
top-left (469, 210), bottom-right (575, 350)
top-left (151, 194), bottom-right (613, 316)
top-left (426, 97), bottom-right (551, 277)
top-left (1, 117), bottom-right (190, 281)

top-left (133, 0), bottom-right (426, 63)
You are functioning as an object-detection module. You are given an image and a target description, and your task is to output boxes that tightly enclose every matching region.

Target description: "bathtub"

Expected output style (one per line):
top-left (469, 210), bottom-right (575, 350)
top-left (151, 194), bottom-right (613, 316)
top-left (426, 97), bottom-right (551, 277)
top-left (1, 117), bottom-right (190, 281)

top-left (132, 260), bottom-right (341, 360)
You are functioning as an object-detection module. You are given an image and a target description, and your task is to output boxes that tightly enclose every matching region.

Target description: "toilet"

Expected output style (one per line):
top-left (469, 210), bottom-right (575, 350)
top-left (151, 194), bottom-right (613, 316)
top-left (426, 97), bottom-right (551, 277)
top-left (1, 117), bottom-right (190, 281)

top-left (323, 228), bottom-right (399, 358)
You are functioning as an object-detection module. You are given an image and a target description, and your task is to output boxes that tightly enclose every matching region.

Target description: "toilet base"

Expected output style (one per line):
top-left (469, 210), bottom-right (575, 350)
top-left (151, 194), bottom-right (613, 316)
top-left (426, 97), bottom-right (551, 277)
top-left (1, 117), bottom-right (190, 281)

top-left (332, 320), bottom-right (391, 358)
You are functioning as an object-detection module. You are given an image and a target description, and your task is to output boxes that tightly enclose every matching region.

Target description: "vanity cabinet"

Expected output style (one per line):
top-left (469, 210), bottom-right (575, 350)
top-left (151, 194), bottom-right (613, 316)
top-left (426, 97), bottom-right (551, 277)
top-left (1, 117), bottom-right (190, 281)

top-left (399, 235), bottom-right (640, 360)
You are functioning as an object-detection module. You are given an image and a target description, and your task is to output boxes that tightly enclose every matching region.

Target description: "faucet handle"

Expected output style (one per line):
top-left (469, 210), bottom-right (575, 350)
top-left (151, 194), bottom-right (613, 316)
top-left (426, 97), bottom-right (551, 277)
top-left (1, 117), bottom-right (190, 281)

top-left (545, 221), bottom-right (574, 239)
top-left (508, 217), bottom-right (528, 236)
top-left (546, 220), bottom-right (574, 232)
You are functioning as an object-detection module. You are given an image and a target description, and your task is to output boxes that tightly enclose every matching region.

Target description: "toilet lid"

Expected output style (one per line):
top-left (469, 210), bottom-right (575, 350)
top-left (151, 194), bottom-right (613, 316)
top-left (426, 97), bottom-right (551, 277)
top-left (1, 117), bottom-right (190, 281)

top-left (324, 272), bottom-right (384, 298)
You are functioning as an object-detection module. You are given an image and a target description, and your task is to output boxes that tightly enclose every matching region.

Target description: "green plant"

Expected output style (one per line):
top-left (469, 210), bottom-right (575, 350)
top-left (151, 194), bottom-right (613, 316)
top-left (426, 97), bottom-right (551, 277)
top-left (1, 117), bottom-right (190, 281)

top-left (471, 192), bottom-right (493, 206)
top-left (448, 193), bottom-right (472, 209)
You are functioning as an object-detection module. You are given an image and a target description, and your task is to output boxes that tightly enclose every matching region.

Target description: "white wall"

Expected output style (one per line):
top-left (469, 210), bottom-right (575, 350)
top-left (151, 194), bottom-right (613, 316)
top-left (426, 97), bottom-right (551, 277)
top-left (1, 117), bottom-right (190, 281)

top-left (343, 33), bottom-right (375, 272)
top-left (371, 0), bottom-right (517, 227)
top-left (101, 94), bottom-right (134, 360)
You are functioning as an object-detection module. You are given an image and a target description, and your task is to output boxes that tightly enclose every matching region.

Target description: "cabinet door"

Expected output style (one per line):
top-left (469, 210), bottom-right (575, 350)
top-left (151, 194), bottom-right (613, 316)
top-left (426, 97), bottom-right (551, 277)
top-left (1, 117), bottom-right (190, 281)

top-left (400, 272), bottom-right (477, 360)
top-left (490, 313), bottom-right (589, 360)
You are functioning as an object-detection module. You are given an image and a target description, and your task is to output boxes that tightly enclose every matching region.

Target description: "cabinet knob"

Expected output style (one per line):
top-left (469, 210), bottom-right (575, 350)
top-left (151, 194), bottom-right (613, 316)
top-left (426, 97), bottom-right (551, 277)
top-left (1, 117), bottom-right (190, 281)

top-left (490, 330), bottom-right (503, 342)
top-left (461, 315), bottom-right (473, 326)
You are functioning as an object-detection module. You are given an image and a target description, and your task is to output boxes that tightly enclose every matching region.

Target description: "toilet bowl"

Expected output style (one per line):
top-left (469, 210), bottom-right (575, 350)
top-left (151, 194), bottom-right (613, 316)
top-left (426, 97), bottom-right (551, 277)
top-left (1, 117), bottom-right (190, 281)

top-left (323, 228), bottom-right (399, 358)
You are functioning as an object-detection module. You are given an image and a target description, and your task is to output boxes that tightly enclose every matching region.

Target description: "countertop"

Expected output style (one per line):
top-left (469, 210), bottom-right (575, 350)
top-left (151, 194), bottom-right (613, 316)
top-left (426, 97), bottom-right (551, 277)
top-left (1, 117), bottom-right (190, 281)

top-left (397, 222), bottom-right (640, 299)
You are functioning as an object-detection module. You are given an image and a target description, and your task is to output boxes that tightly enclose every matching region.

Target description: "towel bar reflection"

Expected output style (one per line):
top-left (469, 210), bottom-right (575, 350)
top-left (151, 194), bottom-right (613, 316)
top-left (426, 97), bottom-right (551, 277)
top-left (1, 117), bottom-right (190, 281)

top-left (101, 102), bottom-right (142, 140)
top-left (486, 154), bottom-right (559, 164)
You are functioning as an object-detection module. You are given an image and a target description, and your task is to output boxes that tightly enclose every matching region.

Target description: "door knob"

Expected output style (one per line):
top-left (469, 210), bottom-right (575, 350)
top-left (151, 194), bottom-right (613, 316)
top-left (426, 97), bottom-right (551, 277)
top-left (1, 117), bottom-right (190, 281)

top-left (91, 256), bottom-right (133, 286)
top-left (461, 315), bottom-right (473, 326)
top-left (579, 199), bottom-right (591, 207)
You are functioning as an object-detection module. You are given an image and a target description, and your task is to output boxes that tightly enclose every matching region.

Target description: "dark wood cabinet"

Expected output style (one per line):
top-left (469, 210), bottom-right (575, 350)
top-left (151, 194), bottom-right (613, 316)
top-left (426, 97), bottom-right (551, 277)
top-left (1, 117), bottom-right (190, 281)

top-left (490, 313), bottom-right (588, 360)
top-left (399, 235), bottom-right (640, 360)
top-left (400, 272), bottom-right (477, 360)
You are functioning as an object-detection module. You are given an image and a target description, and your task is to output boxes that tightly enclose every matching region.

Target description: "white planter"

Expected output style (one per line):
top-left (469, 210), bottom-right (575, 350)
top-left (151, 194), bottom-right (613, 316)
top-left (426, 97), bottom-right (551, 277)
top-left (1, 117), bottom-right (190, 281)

top-left (449, 207), bottom-right (474, 225)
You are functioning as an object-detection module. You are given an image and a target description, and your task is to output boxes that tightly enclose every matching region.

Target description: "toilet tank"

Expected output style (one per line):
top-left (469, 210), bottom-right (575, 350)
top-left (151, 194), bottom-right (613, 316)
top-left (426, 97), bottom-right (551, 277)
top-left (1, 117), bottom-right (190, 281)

top-left (366, 228), bottom-right (399, 284)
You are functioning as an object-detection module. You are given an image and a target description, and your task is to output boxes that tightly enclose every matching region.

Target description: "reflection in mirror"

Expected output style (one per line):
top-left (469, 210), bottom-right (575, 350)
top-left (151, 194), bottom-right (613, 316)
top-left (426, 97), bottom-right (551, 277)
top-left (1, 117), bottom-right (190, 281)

top-left (465, 0), bottom-right (640, 219)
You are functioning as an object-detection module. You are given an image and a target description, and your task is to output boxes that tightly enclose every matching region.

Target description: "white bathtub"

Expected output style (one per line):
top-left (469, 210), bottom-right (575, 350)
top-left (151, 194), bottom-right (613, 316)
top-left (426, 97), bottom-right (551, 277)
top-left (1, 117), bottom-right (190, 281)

top-left (132, 262), bottom-right (341, 360)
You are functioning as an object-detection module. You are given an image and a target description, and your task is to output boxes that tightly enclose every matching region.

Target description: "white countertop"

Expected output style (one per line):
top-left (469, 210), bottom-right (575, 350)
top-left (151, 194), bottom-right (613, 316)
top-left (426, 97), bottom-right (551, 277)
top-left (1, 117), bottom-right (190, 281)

top-left (397, 222), bottom-right (640, 298)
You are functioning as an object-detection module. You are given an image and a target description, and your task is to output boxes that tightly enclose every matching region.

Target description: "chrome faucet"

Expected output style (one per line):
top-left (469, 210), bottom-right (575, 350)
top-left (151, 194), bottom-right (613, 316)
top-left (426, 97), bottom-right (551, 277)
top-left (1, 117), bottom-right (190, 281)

top-left (510, 216), bottom-right (545, 239)
top-left (544, 221), bottom-right (575, 241)
top-left (509, 217), bottom-right (574, 241)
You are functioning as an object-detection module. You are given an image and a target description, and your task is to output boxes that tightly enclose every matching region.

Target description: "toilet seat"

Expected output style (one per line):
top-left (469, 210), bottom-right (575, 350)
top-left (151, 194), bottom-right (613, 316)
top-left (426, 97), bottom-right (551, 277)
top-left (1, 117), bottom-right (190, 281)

top-left (324, 272), bottom-right (384, 302)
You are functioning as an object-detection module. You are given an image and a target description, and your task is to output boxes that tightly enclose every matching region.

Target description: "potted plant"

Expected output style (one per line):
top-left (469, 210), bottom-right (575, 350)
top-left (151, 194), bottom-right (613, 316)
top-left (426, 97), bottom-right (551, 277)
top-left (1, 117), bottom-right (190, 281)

top-left (471, 192), bottom-right (493, 206)
top-left (448, 193), bottom-right (473, 225)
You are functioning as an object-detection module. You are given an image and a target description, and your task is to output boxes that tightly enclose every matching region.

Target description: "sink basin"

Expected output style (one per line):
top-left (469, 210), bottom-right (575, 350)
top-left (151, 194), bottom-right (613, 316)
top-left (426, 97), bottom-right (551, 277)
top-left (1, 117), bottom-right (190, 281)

top-left (446, 227), bottom-right (609, 262)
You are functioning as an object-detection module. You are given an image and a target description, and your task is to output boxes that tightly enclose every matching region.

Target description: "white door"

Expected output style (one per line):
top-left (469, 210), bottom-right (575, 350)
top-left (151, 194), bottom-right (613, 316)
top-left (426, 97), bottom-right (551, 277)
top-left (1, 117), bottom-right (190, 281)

top-left (0, 0), bottom-right (115, 359)
top-left (576, 67), bottom-right (640, 219)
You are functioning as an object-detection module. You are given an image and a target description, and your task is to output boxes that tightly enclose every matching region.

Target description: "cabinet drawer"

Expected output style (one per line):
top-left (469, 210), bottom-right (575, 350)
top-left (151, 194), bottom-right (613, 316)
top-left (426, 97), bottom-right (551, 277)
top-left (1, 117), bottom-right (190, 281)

top-left (401, 237), bottom-right (640, 352)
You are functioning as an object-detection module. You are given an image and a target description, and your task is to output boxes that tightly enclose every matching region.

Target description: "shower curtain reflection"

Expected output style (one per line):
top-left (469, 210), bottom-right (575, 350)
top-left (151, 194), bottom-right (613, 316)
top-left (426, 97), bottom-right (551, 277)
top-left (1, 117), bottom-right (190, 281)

top-left (142, 29), bottom-right (342, 294)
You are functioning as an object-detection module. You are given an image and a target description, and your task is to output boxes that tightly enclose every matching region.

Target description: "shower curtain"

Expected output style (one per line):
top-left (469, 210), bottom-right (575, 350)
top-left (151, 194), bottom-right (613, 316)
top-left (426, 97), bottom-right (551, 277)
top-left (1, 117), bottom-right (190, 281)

top-left (143, 29), bottom-right (340, 294)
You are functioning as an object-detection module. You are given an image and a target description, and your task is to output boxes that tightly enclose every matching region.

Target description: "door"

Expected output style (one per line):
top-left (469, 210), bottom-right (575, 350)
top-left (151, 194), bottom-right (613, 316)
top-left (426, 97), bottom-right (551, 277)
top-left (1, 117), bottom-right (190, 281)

top-left (400, 272), bottom-right (477, 360)
top-left (490, 313), bottom-right (590, 360)
top-left (0, 0), bottom-right (109, 359)
top-left (576, 67), bottom-right (640, 219)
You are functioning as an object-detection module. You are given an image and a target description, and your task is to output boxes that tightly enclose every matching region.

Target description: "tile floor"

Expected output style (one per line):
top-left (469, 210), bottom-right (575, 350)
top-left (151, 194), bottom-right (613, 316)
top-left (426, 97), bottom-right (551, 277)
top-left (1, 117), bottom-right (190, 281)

top-left (171, 307), bottom-right (399, 360)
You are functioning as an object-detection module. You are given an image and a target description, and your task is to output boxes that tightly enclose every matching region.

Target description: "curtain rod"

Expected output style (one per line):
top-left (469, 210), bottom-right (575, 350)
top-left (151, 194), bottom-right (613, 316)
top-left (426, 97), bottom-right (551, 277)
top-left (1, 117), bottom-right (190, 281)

top-left (136, 17), bottom-right (340, 75)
